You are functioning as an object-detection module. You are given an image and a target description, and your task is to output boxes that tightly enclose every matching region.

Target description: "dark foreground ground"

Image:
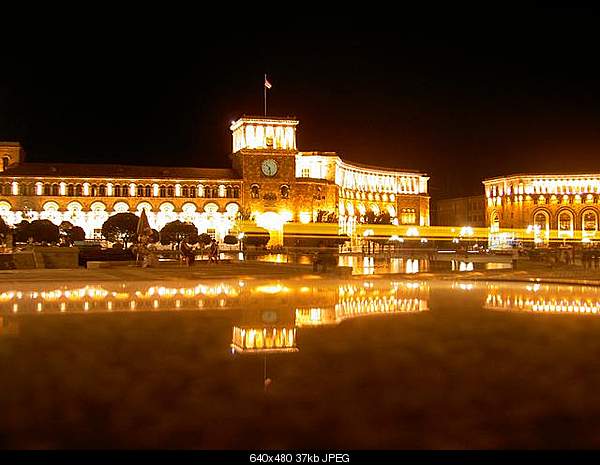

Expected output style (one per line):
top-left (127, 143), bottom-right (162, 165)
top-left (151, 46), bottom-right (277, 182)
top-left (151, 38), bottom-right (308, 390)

top-left (2, 281), bottom-right (600, 449)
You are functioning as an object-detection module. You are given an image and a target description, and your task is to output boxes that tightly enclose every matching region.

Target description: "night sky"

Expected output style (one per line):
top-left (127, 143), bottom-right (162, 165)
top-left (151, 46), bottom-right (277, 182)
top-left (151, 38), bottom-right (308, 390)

top-left (2, 9), bottom-right (600, 200)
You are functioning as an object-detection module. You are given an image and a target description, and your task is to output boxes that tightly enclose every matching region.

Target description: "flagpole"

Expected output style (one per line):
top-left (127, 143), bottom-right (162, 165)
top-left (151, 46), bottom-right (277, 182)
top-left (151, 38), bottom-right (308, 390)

top-left (264, 73), bottom-right (267, 116)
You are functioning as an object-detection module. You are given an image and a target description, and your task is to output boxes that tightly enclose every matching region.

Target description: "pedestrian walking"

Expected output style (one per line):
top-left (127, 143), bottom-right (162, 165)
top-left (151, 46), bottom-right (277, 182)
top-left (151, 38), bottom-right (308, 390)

top-left (179, 238), bottom-right (195, 267)
top-left (209, 239), bottom-right (220, 264)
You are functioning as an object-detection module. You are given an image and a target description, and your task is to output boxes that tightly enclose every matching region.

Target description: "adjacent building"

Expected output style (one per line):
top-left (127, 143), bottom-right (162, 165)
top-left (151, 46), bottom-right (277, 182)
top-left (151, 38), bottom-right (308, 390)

top-left (0, 116), bottom-right (430, 244)
top-left (483, 173), bottom-right (600, 245)
top-left (434, 195), bottom-right (486, 227)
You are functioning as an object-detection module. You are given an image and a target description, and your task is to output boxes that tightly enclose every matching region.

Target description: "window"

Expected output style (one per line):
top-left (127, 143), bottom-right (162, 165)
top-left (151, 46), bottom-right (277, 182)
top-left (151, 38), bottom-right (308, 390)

top-left (145, 185), bottom-right (152, 197)
top-left (121, 185), bottom-right (129, 197)
top-left (212, 186), bottom-right (219, 198)
top-left (583, 210), bottom-right (598, 235)
top-left (137, 185), bottom-right (145, 197)
top-left (182, 186), bottom-right (189, 197)
top-left (90, 184), bottom-right (98, 196)
top-left (114, 185), bottom-right (121, 197)
top-left (99, 185), bottom-right (106, 196)
top-left (189, 186), bottom-right (196, 198)
top-left (280, 185), bottom-right (290, 199)
top-left (226, 186), bottom-right (233, 198)
top-left (51, 184), bottom-right (59, 196)
top-left (302, 168), bottom-right (310, 177)
top-left (558, 210), bottom-right (574, 236)
top-left (400, 208), bottom-right (416, 225)
top-left (167, 185), bottom-right (174, 197)
top-left (250, 184), bottom-right (260, 199)
top-left (159, 185), bottom-right (166, 197)
top-left (68, 184), bottom-right (75, 196)
top-left (233, 186), bottom-right (240, 198)
top-left (43, 184), bottom-right (51, 196)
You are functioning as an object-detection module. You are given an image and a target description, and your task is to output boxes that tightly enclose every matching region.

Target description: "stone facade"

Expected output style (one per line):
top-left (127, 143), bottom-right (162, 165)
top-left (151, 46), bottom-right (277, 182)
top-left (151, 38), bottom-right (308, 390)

top-left (0, 115), bottom-right (430, 244)
top-left (483, 174), bottom-right (600, 245)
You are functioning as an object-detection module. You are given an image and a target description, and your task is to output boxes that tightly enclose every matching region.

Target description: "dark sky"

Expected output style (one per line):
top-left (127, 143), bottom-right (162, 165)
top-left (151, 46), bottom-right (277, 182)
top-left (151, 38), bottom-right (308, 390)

top-left (2, 9), bottom-right (600, 200)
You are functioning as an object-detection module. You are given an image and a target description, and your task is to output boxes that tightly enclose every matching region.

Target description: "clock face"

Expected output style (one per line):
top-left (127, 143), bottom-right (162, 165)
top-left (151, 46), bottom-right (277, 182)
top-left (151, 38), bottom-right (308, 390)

top-left (261, 159), bottom-right (278, 177)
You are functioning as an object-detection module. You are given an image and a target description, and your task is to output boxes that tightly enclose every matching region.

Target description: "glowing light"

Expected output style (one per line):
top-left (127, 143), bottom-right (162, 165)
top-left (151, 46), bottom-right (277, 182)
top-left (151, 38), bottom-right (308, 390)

top-left (299, 212), bottom-right (311, 224)
top-left (405, 227), bottom-right (419, 237)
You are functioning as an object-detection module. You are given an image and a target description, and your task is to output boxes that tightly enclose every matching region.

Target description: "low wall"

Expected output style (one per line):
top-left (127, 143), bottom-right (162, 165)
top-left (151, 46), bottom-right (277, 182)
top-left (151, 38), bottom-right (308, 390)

top-left (10, 247), bottom-right (80, 269)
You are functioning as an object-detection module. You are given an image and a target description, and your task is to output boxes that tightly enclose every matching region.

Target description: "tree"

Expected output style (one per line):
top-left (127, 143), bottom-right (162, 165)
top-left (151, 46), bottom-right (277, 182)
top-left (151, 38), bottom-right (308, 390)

top-left (149, 229), bottom-right (160, 244)
top-left (376, 212), bottom-right (391, 224)
top-left (101, 213), bottom-right (138, 248)
top-left (159, 220), bottom-right (198, 246)
top-left (197, 233), bottom-right (212, 246)
top-left (223, 234), bottom-right (238, 245)
top-left (68, 226), bottom-right (86, 242)
top-left (364, 210), bottom-right (377, 224)
top-left (0, 216), bottom-right (10, 237)
top-left (15, 220), bottom-right (60, 244)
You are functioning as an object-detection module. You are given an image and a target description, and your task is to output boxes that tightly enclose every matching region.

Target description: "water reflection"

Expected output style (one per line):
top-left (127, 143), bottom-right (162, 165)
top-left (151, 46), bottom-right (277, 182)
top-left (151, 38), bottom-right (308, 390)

top-left (485, 283), bottom-right (600, 315)
top-left (0, 280), bottom-right (431, 353)
top-left (338, 255), bottom-right (429, 275)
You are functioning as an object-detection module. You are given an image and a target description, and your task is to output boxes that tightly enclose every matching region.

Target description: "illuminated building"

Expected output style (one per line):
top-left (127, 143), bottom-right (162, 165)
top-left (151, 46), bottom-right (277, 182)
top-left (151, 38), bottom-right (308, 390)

top-left (483, 174), bottom-right (600, 246)
top-left (0, 116), bottom-right (429, 244)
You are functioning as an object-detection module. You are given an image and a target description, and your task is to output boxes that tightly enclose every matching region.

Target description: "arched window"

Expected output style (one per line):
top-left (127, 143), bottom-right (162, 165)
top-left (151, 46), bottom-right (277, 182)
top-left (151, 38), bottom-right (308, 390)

top-left (583, 210), bottom-right (598, 236)
top-left (2, 157), bottom-right (9, 171)
top-left (90, 184), bottom-right (98, 197)
top-left (43, 184), bottom-right (51, 196)
top-left (558, 210), bottom-right (574, 236)
top-left (67, 184), bottom-right (75, 196)
top-left (137, 185), bottom-right (144, 197)
top-left (51, 184), bottom-right (59, 196)
top-left (167, 185), bottom-right (174, 197)
top-left (182, 185), bottom-right (189, 197)
top-left (280, 185), bottom-right (290, 199)
top-left (114, 184), bottom-right (121, 197)
top-left (145, 185), bottom-right (152, 197)
top-left (121, 185), bottom-right (129, 197)
top-left (250, 184), bottom-right (260, 199)
top-left (159, 185), bottom-right (166, 197)
top-left (99, 185), bottom-right (106, 196)
top-left (198, 185), bottom-right (204, 198)
top-left (233, 186), bottom-right (240, 198)
top-left (212, 186), bottom-right (219, 198)
top-left (226, 186), bottom-right (233, 198)
top-left (189, 185), bottom-right (196, 198)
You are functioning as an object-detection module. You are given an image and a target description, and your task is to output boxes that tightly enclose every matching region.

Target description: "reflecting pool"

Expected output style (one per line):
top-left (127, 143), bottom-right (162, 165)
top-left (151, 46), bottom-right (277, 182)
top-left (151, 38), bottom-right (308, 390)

top-left (2, 278), bottom-right (600, 448)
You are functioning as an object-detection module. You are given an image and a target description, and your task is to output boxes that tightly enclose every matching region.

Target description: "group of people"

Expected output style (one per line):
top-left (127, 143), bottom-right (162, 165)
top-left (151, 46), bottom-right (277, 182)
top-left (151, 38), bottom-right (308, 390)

top-left (179, 237), bottom-right (220, 267)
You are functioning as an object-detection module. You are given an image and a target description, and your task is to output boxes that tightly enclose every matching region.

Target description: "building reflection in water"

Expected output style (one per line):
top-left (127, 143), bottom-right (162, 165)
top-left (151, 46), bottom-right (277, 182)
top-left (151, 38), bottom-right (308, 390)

top-left (485, 283), bottom-right (600, 315)
top-left (0, 280), bottom-right (430, 353)
top-left (338, 255), bottom-right (428, 275)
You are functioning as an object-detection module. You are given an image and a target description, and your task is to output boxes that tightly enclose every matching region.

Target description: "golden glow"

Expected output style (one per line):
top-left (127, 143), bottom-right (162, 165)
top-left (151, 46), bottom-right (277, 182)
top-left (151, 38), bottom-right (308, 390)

top-left (299, 212), bottom-right (311, 224)
top-left (486, 283), bottom-right (600, 316)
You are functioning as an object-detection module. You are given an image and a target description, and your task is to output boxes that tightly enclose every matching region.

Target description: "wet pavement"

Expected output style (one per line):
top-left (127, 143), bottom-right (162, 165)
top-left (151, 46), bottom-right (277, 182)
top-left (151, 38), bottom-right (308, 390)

top-left (1, 278), bottom-right (600, 448)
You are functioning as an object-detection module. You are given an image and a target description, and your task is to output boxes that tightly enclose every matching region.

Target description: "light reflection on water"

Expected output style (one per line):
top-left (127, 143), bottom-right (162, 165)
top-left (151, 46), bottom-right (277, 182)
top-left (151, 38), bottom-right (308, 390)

top-left (485, 282), bottom-right (600, 315)
top-left (2, 279), bottom-right (599, 350)
top-left (254, 254), bottom-right (511, 275)
top-left (0, 280), bottom-right (431, 353)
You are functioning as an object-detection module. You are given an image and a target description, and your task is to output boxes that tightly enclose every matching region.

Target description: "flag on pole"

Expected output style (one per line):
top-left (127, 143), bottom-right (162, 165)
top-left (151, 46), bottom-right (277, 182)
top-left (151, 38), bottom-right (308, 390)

top-left (264, 75), bottom-right (272, 89)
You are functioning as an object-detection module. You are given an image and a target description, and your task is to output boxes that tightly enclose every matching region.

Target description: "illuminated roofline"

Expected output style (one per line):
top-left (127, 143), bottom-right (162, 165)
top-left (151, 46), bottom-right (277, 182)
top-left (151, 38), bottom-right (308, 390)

top-left (483, 173), bottom-right (600, 185)
top-left (229, 115), bottom-right (299, 131)
top-left (337, 158), bottom-right (428, 178)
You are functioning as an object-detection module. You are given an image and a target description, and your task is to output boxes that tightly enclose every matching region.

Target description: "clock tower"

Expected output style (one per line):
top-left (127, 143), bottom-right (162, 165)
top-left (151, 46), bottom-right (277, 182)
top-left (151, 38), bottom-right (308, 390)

top-left (230, 116), bottom-right (299, 219)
